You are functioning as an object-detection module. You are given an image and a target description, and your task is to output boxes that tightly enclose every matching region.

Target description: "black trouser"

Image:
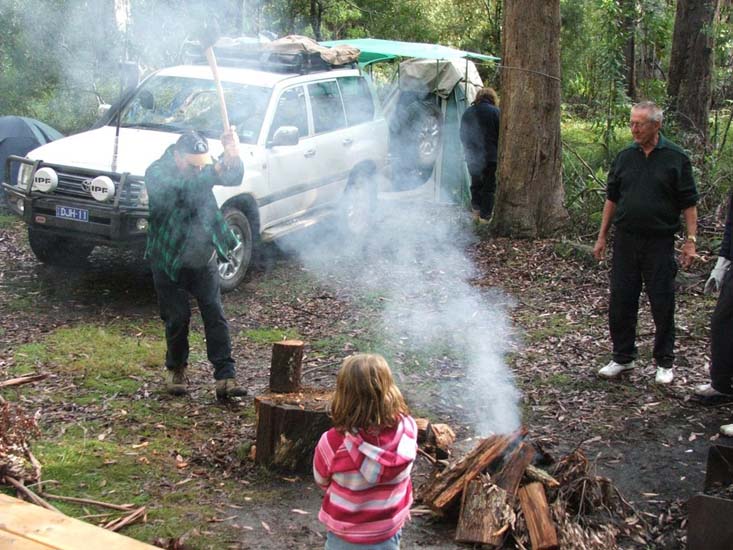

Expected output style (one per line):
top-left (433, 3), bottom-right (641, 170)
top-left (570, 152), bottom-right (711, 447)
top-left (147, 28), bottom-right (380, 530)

top-left (469, 162), bottom-right (497, 219)
top-left (152, 260), bottom-right (236, 380)
top-left (609, 231), bottom-right (677, 368)
top-left (711, 267), bottom-right (733, 393)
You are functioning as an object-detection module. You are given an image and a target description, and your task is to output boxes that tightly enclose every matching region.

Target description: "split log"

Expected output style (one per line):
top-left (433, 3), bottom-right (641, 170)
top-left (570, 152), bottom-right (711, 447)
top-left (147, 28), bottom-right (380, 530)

top-left (455, 476), bottom-right (514, 546)
top-left (415, 418), bottom-right (432, 444)
top-left (525, 464), bottom-right (560, 489)
top-left (431, 423), bottom-right (456, 459)
top-left (255, 390), bottom-right (332, 472)
top-left (518, 482), bottom-right (559, 550)
top-left (269, 340), bottom-right (304, 393)
top-left (493, 440), bottom-right (537, 496)
top-left (419, 430), bottom-right (524, 513)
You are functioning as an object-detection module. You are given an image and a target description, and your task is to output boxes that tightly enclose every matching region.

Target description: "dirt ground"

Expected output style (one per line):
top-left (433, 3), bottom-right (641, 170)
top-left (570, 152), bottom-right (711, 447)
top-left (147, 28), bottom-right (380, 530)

top-left (1, 202), bottom-right (731, 549)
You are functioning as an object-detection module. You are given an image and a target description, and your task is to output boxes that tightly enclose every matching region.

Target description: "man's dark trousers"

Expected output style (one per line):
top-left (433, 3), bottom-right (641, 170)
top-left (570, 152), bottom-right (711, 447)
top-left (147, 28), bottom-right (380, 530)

top-left (470, 161), bottom-right (497, 219)
top-left (609, 231), bottom-right (677, 368)
top-left (711, 267), bottom-right (733, 393)
top-left (152, 260), bottom-right (236, 380)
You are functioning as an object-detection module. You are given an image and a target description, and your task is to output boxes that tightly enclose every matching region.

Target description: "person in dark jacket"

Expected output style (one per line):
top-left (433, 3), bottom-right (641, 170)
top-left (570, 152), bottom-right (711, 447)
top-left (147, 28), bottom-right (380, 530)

top-left (459, 87), bottom-right (500, 222)
top-left (593, 101), bottom-right (698, 385)
top-left (145, 128), bottom-right (248, 400)
top-left (693, 191), bottom-right (733, 417)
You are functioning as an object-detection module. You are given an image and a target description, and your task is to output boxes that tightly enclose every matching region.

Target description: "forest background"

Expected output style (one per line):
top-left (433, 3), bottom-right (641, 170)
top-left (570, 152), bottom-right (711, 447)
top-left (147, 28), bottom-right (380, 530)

top-left (1, 0), bottom-right (732, 234)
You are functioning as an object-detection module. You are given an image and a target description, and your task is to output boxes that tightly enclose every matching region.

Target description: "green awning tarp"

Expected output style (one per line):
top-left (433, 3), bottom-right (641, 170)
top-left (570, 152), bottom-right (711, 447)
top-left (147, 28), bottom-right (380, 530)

top-left (319, 38), bottom-right (499, 66)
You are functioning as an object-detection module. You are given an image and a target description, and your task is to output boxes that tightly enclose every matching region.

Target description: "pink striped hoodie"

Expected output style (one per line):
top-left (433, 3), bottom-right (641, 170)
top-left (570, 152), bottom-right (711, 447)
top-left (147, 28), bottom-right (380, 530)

top-left (313, 415), bottom-right (418, 545)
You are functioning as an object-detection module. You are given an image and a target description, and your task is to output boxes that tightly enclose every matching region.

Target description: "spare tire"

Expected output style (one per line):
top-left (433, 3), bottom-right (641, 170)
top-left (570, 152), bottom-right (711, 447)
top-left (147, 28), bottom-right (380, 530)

top-left (393, 99), bottom-right (443, 170)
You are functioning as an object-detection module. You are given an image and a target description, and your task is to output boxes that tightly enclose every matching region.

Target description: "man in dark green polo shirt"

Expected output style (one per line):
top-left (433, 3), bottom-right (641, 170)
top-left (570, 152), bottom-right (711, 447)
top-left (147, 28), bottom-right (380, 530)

top-left (593, 101), bottom-right (698, 385)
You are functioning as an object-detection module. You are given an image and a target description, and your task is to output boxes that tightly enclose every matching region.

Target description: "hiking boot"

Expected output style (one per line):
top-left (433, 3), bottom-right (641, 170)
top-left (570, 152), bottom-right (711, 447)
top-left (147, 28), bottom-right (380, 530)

top-left (598, 360), bottom-right (635, 379)
top-left (693, 383), bottom-right (733, 404)
top-left (166, 366), bottom-right (188, 396)
top-left (215, 378), bottom-right (248, 400)
top-left (654, 367), bottom-right (674, 385)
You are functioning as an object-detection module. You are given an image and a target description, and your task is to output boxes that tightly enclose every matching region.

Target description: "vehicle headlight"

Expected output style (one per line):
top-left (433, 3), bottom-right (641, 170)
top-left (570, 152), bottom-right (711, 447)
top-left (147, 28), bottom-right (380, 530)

top-left (138, 183), bottom-right (149, 207)
top-left (17, 163), bottom-right (33, 188)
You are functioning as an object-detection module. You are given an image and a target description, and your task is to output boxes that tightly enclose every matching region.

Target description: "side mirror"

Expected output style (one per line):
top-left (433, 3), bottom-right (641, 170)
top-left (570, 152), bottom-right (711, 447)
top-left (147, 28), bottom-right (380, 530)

top-left (268, 126), bottom-right (299, 147)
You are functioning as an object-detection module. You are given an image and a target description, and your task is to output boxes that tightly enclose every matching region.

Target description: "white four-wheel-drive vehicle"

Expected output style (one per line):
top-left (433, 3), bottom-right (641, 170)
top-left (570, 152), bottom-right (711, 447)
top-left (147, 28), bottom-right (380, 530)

top-left (2, 38), bottom-right (388, 291)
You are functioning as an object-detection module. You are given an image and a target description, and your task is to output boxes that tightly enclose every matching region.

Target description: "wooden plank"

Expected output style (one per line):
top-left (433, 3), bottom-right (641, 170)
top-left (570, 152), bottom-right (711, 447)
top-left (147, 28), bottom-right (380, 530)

top-left (0, 529), bottom-right (56, 549)
top-left (0, 494), bottom-right (156, 550)
top-left (518, 482), bottom-right (559, 550)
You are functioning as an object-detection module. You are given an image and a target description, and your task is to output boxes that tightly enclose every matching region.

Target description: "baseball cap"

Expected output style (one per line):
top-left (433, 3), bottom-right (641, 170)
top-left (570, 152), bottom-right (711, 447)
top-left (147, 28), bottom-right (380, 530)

top-left (175, 131), bottom-right (212, 166)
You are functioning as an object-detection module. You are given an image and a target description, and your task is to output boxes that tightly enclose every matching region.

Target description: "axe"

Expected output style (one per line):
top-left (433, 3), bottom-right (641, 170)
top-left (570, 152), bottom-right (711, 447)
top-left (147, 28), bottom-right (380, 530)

top-left (196, 19), bottom-right (230, 133)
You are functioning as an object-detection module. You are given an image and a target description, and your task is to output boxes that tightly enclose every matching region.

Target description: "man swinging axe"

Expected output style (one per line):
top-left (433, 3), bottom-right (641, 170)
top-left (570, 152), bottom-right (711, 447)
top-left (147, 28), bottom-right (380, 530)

top-left (144, 18), bottom-right (247, 400)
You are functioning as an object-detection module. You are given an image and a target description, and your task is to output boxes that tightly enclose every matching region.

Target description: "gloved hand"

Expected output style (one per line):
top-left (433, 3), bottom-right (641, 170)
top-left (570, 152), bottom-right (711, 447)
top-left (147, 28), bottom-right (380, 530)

top-left (705, 256), bottom-right (731, 294)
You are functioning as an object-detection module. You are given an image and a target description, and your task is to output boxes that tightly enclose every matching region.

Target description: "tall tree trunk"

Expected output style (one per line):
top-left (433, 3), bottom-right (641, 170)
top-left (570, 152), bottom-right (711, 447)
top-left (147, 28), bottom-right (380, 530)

top-left (310, 0), bottom-right (323, 40)
top-left (620, 0), bottom-right (637, 101)
top-left (494, 0), bottom-right (567, 238)
top-left (667, 0), bottom-right (720, 146)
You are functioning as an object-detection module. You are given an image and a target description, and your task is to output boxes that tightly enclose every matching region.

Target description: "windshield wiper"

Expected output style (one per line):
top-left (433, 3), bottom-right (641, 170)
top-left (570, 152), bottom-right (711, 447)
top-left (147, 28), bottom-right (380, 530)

top-left (120, 122), bottom-right (182, 132)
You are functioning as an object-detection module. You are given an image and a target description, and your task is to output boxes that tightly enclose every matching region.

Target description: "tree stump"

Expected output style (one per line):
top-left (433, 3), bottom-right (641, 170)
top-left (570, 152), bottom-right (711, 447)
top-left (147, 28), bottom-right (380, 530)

top-left (254, 390), bottom-right (332, 472)
top-left (269, 340), bottom-right (304, 393)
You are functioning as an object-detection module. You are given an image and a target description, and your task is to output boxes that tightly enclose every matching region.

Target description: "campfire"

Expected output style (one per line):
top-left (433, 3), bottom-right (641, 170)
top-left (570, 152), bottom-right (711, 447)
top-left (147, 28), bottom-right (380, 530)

top-left (414, 425), bottom-right (646, 549)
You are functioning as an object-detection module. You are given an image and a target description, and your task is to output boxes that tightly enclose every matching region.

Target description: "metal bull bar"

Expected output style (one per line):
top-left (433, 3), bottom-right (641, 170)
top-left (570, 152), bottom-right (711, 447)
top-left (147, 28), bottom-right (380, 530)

top-left (688, 443), bottom-right (733, 550)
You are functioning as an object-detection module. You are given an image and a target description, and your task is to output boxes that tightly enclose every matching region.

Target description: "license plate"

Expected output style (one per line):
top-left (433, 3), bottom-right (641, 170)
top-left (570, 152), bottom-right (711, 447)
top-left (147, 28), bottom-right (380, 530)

top-left (56, 205), bottom-right (89, 222)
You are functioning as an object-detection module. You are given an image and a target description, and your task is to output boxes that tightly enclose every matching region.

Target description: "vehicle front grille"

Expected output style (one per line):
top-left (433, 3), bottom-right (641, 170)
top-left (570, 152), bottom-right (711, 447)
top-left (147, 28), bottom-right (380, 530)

top-left (53, 171), bottom-right (144, 207)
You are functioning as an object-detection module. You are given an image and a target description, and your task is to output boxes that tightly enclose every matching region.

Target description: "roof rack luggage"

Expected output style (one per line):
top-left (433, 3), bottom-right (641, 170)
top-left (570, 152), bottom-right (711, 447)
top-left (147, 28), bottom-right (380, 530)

top-left (182, 35), bottom-right (360, 74)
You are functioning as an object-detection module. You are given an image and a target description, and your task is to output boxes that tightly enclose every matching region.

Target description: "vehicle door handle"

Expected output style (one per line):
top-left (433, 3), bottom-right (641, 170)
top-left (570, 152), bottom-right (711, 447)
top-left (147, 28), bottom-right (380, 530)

top-left (342, 138), bottom-right (353, 146)
top-left (304, 149), bottom-right (316, 158)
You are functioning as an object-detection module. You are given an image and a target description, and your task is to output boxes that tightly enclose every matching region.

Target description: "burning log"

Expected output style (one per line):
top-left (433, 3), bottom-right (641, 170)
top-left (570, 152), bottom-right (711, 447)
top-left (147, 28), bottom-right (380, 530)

top-left (493, 440), bottom-right (537, 496)
top-left (518, 482), bottom-right (559, 550)
top-left (269, 340), bottom-right (304, 393)
top-left (455, 476), bottom-right (514, 546)
top-left (418, 430), bottom-right (524, 513)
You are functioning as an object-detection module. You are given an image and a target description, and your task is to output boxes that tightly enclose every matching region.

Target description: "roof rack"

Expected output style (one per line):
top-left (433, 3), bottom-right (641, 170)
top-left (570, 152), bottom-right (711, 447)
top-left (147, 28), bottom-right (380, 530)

top-left (181, 39), bottom-right (357, 74)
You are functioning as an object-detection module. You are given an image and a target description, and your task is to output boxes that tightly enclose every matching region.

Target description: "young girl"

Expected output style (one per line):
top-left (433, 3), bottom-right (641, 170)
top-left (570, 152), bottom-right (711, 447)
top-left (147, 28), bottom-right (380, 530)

top-left (313, 353), bottom-right (418, 549)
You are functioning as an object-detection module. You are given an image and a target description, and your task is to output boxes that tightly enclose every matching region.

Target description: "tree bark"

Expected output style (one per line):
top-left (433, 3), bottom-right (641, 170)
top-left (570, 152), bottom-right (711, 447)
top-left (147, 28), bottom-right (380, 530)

top-left (619, 0), bottom-right (637, 101)
top-left (667, 0), bottom-right (720, 146)
top-left (495, 0), bottom-right (567, 237)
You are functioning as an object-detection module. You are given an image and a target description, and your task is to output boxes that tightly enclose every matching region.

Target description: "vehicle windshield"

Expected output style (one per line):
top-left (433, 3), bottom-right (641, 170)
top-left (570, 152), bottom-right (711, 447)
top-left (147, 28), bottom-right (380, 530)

top-left (119, 75), bottom-right (271, 144)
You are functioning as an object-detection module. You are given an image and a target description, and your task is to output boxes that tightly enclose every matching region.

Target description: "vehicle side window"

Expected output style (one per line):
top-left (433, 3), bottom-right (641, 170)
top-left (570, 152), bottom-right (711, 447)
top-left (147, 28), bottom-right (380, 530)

top-left (308, 81), bottom-right (346, 134)
top-left (339, 76), bottom-right (375, 126)
top-left (269, 86), bottom-right (308, 140)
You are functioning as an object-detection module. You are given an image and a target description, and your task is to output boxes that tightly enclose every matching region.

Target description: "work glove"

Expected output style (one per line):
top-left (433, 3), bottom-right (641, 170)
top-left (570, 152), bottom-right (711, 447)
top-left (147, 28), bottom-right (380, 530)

top-left (704, 256), bottom-right (731, 294)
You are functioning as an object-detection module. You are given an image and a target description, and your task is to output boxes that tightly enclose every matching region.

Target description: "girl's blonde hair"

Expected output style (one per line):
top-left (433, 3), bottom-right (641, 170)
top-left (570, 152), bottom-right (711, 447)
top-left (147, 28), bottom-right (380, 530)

top-left (330, 353), bottom-right (409, 432)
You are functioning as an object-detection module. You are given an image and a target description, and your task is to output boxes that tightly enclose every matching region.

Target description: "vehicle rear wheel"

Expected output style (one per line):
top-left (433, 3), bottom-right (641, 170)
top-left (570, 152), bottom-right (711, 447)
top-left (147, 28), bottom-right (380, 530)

top-left (341, 168), bottom-right (377, 236)
top-left (28, 227), bottom-right (94, 266)
top-left (218, 207), bottom-right (253, 293)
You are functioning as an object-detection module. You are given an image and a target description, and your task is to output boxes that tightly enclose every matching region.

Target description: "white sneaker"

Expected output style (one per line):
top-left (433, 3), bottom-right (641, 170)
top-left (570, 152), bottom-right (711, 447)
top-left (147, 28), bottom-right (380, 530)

top-left (598, 360), bottom-right (635, 379)
top-left (655, 367), bottom-right (674, 385)
top-left (721, 424), bottom-right (733, 437)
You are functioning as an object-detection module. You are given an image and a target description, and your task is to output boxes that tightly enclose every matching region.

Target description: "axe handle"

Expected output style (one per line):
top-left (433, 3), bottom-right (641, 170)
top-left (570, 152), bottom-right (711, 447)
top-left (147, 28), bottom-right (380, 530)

top-left (205, 47), bottom-right (231, 132)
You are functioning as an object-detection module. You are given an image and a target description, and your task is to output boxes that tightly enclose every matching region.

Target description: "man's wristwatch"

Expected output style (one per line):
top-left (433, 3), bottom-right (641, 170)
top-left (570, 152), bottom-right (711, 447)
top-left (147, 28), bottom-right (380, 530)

top-left (686, 235), bottom-right (697, 244)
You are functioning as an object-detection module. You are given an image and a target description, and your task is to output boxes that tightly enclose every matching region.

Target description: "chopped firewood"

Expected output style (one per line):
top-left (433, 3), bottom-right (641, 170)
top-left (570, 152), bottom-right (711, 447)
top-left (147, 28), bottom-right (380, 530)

top-left (415, 418), bottom-right (432, 444)
top-left (0, 373), bottom-right (48, 389)
top-left (455, 475), bottom-right (515, 546)
top-left (269, 340), bottom-right (304, 393)
top-left (418, 430), bottom-right (525, 513)
top-left (430, 423), bottom-right (456, 458)
top-left (493, 440), bottom-right (536, 496)
top-left (525, 464), bottom-right (560, 488)
top-left (518, 482), bottom-right (559, 550)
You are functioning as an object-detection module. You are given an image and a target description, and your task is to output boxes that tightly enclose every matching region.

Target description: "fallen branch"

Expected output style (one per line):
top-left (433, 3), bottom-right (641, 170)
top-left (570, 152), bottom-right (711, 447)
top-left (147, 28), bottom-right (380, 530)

top-left (41, 492), bottom-right (136, 511)
top-left (0, 373), bottom-right (48, 389)
top-left (4, 475), bottom-right (60, 512)
top-left (103, 505), bottom-right (147, 532)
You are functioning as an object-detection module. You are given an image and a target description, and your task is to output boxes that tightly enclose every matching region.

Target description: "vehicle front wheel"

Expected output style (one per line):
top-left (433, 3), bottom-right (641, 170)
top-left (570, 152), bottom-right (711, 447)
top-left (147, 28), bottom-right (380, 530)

top-left (218, 207), bottom-right (254, 293)
top-left (28, 227), bottom-right (94, 266)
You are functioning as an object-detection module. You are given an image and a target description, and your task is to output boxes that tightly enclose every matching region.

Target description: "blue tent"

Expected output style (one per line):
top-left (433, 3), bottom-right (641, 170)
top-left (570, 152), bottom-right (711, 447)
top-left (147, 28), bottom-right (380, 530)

top-left (0, 116), bottom-right (63, 186)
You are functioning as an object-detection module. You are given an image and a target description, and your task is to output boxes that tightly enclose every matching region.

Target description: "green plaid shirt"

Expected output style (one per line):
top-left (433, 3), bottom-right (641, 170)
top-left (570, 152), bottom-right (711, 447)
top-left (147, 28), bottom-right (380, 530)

top-left (144, 145), bottom-right (243, 282)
